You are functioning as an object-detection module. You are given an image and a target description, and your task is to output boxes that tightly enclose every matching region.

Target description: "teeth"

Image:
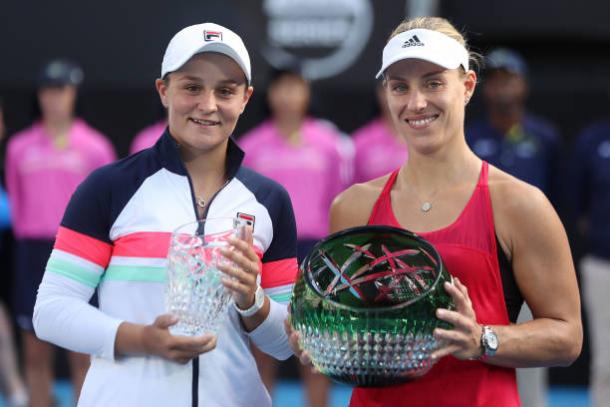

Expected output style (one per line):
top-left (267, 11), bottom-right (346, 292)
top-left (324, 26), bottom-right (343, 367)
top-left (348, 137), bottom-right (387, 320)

top-left (409, 116), bottom-right (436, 127)
top-left (191, 118), bottom-right (218, 125)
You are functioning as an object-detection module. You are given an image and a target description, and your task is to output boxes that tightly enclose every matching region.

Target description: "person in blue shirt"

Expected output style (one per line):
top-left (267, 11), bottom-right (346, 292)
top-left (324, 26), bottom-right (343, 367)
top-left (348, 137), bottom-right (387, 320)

top-left (466, 48), bottom-right (560, 200)
top-left (568, 118), bottom-right (610, 407)
top-left (466, 48), bottom-right (562, 407)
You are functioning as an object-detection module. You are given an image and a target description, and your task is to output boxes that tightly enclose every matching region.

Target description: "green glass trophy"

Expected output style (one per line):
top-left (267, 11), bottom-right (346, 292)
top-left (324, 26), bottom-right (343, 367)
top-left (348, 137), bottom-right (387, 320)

top-left (290, 225), bottom-right (454, 387)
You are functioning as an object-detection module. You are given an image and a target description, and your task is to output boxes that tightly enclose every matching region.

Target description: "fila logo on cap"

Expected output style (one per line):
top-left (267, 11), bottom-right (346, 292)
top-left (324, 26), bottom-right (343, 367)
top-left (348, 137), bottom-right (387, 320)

top-left (402, 35), bottom-right (424, 48)
top-left (204, 30), bottom-right (223, 42)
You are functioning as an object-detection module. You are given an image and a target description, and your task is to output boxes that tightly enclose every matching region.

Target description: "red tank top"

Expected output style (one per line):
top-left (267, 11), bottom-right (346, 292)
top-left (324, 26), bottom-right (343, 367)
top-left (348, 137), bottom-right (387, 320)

top-left (350, 162), bottom-right (520, 407)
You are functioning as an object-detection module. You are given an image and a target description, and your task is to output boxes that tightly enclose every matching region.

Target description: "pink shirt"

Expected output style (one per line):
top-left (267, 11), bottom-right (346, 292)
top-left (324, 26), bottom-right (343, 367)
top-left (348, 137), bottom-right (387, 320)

top-left (129, 120), bottom-right (167, 154)
top-left (6, 119), bottom-right (116, 239)
top-left (239, 119), bottom-right (344, 240)
top-left (352, 118), bottom-right (408, 183)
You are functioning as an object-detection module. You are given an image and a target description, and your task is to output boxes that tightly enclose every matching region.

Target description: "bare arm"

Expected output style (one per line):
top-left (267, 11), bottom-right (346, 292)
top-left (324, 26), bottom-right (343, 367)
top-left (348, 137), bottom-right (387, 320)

top-left (329, 180), bottom-right (384, 233)
top-left (490, 180), bottom-right (582, 367)
top-left (433, 175), bottom-right (582, 367)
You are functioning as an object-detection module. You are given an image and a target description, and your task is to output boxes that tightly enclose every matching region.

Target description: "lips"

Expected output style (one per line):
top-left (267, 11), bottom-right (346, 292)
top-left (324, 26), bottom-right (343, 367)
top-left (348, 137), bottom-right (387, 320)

top-left (189, 117), bottom-right (220, 126)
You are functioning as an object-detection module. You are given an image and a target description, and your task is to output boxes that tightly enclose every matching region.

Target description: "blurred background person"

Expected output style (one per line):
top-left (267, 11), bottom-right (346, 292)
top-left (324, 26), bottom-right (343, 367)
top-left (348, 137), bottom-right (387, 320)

top-left (466, 47), bottom-right (562, 407)
top-left (567, 112), bottom-right (610, 407)
top-left (351, 83), bottom-right (408, 184)
top-left (467, 48), bottom-right (560, 197)
top-left (0, 303), bottom-right (27, 407)
top-left (5, 60), bottom-right (116, 407)
top-left (238, 65), bottom-right (346, 407)
top-left (0, 98), bottom-right (28, 407)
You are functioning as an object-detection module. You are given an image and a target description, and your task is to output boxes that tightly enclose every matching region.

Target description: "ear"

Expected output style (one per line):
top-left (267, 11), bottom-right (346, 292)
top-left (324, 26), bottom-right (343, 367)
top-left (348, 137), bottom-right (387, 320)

top-left (464, 70), bottom-right (477, 104)
top-left (240, 85), bottom-right (254, 114)
top-left (155, 78), bottom-right (169, 108)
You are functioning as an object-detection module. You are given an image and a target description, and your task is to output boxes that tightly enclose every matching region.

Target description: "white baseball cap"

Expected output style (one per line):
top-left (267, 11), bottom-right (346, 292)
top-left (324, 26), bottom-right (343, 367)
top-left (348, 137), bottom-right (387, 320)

top-left (161, 22), bottom-right (251, 84)
top-left (376, 28), bottom-right (469, 79)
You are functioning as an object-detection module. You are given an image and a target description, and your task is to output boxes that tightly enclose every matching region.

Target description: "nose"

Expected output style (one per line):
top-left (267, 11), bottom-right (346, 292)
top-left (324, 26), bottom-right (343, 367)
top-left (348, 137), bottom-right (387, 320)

top-left (406, 89), bottom-right (427, 112)
top-left (197, 90), bottom-right (218, 114)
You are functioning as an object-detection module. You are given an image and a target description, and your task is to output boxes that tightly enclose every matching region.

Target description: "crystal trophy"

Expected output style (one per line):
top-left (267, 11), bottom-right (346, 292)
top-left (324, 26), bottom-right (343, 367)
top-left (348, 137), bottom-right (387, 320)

top-left (290, 225), bottom-right (454, 387)
top-left (165, 217), bottom-right (246, 336)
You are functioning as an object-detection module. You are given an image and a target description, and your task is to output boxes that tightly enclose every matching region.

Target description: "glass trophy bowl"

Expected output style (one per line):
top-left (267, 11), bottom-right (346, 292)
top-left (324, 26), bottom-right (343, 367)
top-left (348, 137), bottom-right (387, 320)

top-left (165, 217), bottom-right (246, 336)
top-left (290, 225), bottom-right (454, 387)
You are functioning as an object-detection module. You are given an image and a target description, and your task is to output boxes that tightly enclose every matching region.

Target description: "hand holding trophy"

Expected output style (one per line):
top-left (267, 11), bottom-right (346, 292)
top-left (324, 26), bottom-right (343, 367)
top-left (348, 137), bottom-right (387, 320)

top-left (289, 225), bottom-right (454, 387)
top-left (165, 217), bottom-right (247, 336)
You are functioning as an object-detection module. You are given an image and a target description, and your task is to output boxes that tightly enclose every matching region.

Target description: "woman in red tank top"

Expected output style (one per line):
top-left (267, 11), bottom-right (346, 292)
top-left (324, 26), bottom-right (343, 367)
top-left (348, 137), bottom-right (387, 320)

top-left (287, 16), bottom-right (582, 407)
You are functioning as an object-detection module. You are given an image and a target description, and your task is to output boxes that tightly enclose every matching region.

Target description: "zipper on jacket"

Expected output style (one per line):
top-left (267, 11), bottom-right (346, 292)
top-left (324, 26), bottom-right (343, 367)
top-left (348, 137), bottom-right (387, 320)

top-left (184, 171), bottom-right (232, 407)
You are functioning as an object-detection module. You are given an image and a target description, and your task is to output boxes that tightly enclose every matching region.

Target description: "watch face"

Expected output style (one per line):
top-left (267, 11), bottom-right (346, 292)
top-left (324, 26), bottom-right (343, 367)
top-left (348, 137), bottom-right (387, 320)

top-left (485, 332), bottom-right (499, 351)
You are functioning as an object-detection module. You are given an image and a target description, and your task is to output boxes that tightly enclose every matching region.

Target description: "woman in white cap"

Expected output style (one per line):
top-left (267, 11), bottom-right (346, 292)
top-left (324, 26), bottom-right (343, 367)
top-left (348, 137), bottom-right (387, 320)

top-left (289, 16), bottom-right (582, 406)
top-left (33, 23), bottom-right (298, 407)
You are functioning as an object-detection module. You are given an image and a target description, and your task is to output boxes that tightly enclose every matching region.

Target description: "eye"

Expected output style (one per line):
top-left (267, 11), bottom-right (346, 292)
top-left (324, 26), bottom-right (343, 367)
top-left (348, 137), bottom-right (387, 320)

top-left (217, 87), bottom-right (236, 98)
top-left (426, 80), bottom-right (444, 89)
top-left (185, 84), bottom-right (202, 93)
top-left (390, 82), bottom-right (408, 94)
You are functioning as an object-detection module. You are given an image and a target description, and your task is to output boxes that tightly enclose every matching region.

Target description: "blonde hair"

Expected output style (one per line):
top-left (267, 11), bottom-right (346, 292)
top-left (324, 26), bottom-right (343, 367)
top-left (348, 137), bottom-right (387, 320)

top-left (389, 17), bottom-right (481, 72)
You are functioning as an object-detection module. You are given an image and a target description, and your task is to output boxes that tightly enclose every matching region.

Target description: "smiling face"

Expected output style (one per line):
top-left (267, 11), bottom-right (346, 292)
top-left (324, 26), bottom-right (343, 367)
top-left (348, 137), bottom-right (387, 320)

top-left (156, 52), bottom-right (253, 154)
top-left (384, 59), bottom-right (476, 155)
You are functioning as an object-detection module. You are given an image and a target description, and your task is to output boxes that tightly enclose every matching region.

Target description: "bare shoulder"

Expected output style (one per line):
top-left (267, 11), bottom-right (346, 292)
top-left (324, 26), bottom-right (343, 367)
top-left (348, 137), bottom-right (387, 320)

top-left (330, 175), bottom-right (389, 233)
top-left (487, 165), bottom-right (563, 257)
top-left (488, 166), bottom-right (552, 218)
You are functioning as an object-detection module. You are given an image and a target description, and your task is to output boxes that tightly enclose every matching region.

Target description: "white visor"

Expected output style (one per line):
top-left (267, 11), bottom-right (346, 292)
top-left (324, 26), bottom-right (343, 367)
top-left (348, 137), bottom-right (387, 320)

top-left (376, 28), bottom-right (469, 79)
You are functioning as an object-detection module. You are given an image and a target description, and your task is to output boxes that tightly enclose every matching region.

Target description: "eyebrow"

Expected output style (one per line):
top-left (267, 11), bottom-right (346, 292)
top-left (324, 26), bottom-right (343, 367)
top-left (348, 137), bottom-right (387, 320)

top-left (386, 69), bottom-right (447, 81)
top-left (177, 76), bottom-right (244, 86)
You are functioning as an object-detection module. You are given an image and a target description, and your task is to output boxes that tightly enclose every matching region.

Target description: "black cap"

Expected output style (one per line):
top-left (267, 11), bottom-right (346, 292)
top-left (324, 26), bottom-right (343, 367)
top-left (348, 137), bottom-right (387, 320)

top-left (38, 59), bottom-right (84, 87)
top-left (486, 48), bottom-right (528, 77)
top-left (269, 60), bottom-right (306, 83)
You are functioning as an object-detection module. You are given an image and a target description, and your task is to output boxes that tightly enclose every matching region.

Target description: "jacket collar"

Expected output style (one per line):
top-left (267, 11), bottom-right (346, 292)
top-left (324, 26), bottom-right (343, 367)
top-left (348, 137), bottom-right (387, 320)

top-left (155, 127), bottom-right (245, 179)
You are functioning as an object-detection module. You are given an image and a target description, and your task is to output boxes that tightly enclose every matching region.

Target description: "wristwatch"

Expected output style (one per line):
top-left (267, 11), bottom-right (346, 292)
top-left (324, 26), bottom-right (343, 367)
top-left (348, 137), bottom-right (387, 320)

top-left (480, 325), bottom-right (499, 359)
top-left (234, 285), bottom-right (265, 318)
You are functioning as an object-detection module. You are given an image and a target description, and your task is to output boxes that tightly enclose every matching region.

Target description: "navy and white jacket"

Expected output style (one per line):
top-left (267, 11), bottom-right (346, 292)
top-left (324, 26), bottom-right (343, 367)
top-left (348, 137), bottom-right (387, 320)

top-left (33, 130), bottom-right (298, 407)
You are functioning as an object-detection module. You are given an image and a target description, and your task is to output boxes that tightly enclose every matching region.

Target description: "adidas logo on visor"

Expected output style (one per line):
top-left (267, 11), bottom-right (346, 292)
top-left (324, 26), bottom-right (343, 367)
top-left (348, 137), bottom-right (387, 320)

top-left (402, 35), bottom-right (424, 48)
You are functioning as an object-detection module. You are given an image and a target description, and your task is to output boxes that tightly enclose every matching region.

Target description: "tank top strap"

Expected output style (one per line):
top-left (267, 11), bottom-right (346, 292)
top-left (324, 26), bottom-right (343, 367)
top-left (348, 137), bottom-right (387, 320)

top-left (479, 160), bottom-right (489, 187)
top-left (368, 170), bottom-right (400, 226)
top-left (381, 169), bottom-right (400, 195)
top-left (479, 161), bottom-right (498, 255)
